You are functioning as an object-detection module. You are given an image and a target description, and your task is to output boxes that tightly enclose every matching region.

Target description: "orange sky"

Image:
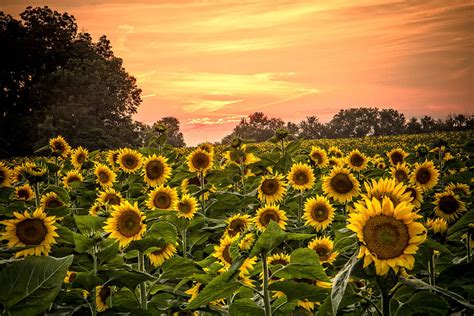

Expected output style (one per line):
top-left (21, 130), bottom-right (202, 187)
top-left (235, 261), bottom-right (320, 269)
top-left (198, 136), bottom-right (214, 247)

top-left (3, 0), bottom-right (473, 145)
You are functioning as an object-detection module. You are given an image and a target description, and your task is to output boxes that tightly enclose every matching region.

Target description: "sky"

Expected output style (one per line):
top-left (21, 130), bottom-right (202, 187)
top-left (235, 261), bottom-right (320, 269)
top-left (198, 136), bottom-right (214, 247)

top-left (2, 0), bottom-right (473, 145)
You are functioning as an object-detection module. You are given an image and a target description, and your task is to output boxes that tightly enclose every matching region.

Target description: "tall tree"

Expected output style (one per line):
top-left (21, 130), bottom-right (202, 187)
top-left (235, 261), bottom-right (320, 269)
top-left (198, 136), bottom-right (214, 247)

top-left (223, 112), bottom-right (284, 143)
top-left (298, 116), bottom-right (325, 139)
top-left (153, 117), bottom-right (186, 147)
top-left (376, 109), bottom-right (406, 135)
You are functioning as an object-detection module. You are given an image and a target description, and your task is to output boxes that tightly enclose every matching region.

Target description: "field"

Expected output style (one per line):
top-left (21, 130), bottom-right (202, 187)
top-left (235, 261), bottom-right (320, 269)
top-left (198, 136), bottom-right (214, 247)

top-left (0, 130), bottom-right (473, 315)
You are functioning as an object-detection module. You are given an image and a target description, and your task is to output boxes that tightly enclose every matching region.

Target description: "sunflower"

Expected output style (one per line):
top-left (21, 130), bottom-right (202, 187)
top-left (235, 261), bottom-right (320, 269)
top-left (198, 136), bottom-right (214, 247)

top-left (346, 149), bottom-right (368, 171)
top-left (238, 233), bottom-right (255, 251)
top-left (257, 173), bottom-right (287, 204)
top-left (387, 148), bottom-right (408, 165)
top-left (96, 285), bottom-right (111, 312)
top-left (328, 158), bottom-right (342, 168)
top-left (142, 154), bottom-right (171, 186)
top-left (106, 150), bottom-right (120, 170)
top-left (287, 163), bottom-right (315, 191)
top-left (223, 148), bottom-right (259, 166)
top-left (403, 184), bottom-right (424, 209)
top-left (40, 192), bottom-right (64, 209)
top-left (198, 142), bottom-right (214, 154)
top-left (181, 177), bottom-right (214, 201)
top-left (185, 283), bottom-right (201, 302)
top-left (147, 242), bottom-right (177, 267)
top-left (0, 162), bottom-right (12, 187)
top-left (255, 204), bottom-right (288, 231)
top-left (390, 163), bottom-right (411, 183)
top-left (62, 170), bottom-right (84, 189)
top-left (71, 146), bottom-right (89, 169)
top-left (147, 185), bottom-right (178, 210)
top-left (117, 148), bottom-right (143, 173)
top-left (49, 136), bottom-right (71, 158)
top-left (225, 214), bottom-right (253, 237)
top-left (94, 164), bottom-right (116, 187)
top-left (89, 202), bottom-right (108, 216)
top-left (347, 198), bottom-right (427, 275)
top-left (268, 253), bottom-right (291, 266)
top-left (12, 162), bottom-right (46, 184)
top-left (328, 146), bottom-right (343, 158)
top-left (433, 191), bottom-right (466, 222)
top-left (97, 188), bottom-right (123, 206)
top-left (15, 184), bottom-right (35, 201)
top-left (376, 161), bottom-right (386, 169)
top-left (104, 201), bottom-right (146, 248)
top-left (214, 235), bottom-right (236, 268)
top-left (302, 195), bottom-right (335, 231)
top-left (0, 208), bottom-right (58, 257)
top-left (308, 236), bottom-right (338, 264)
top-left (64, 271), bottom-right (77, 284)
top-left (410, 160), bottom-right (439, 192)
top-left (362, 178), bottom-right (412, 207)
top-left (176, 194), bottom-right (199, 219)
top-left (426, 218), bottom-right (448, 235)
top-left (445, 182), bottom-right (470, 197)
top-left (309, 146), bottom-right (329, 167)
top-left (187, 148), bottom-right (214, 174)
top-left (322, 167), bottom-right (360, 204)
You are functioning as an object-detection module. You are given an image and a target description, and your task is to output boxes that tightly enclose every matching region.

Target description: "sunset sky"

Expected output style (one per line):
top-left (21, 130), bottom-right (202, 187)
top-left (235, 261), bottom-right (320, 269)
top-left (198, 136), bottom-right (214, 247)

top-left (3, 0), bottom-right (473, 145)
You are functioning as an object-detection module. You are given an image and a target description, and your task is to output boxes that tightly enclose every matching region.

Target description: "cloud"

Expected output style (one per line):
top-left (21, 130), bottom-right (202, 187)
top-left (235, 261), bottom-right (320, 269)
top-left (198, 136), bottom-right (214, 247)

top-left (185, 116), bottom-right (245, 126)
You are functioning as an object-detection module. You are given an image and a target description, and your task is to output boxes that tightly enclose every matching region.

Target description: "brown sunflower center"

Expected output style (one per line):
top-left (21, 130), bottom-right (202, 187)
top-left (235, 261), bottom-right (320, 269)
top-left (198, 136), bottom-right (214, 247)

top-left (313, 245), bottom-right (331, 262)
top-left (390, 152), bottom-right (404, 164)
top-left (98, 170), bottom-right (110, 183)
top-left (311, 204), bottom-right (329, 221)
top-left (178, 201), bottom-right (192, 214)
top-left (395, 170), bottom-right (408, 182)
top-left (0, 170), bottom-right (5, 182)
top-left (146, 160), bottom-right (164, 180)
top-left (152, 246), bottom-right (165, 255)
top-left (312, 153), bottom-right (322, 164)
top-left (260, 209), bottom-right (280, 227)
top-left (405, 187), bottom-right (417, 200)
top-left (350, 154), bottom-right (364, 167)
top-left (293, 171), bottom-right (309, 185)
top-left (68, 272), bottom-right (77, 283)
top-left (188, 177), bottom-right (201, 186)
top-left (270, 258), bottom-right (289, 266)
top-left (192, 152), bottom-right (210, 169)
top-left (416, 168), bottom-right (431, 184)
top-left (99, 286), bottom-right (111, 302)
top-left (53, 141), bottom-right (65, 152)
top-left (330, 173), bottom-right (354, 194)
top-left (228, 219), bottom-right (246, 237)
top-left (17, 188), bottom-right (30, 199)
top-left (122, 154), bottom-right (139, 169)
top-left (105, 194), bottom-right (121, 205)
top-left (117, 210), bottom-right (142, 237)
top-left (363, 215), bottom-right (409, 260)
top-left (154, 192), bottom-right (171, 209)
top-left (223, 244), bottom-right (232, 264)
top-left (438, 195), bottom-right (459, 214)
top-left (261, 179), bottom-right (279, 195)
top-left (76, 153), bottom-right (85, 164)
top-left (16, 218), bottom-right (47, 245)
top-left (67, 175), bottom-right (80, 184)
top-left (46, 197), bottom-right (63, 208)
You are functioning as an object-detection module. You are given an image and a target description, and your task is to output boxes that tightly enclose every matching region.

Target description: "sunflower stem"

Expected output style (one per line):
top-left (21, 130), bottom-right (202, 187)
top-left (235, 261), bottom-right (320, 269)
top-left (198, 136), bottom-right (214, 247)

top-left (376, 276), bottom-right (391, 316)
top-left (199, 171), bottom-right (206, 213)
top-left (467, 233), bottom-right (472, 262)
top-left (280, 139), bottom-right (285, 156)
top-left (91, 245), bottom-right (98, 316)
top-left (428, 252), bottom-right (436, 287)
top-left (297, 193), bottom-right (303, 225)
top-left (438, 148), bottom-right (443, 187)
top-left (261, 252), bottom-right (272, 316)
top-left (182, 227), bottom-right (188, 258)
top-left (34, 182), bottom-right (40, 208)
top-left (138, 251), bottom-right (148, 310)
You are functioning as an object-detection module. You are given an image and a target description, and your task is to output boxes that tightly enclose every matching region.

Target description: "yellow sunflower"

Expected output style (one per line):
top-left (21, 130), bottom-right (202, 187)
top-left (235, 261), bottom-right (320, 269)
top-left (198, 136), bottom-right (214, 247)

top-left (70, 146), bottom-right (89, 169)
top-left (64, 271), bottom-right (77, 284)
top-left (89, 202), bottom-right (108, 216)
top-left (268, 253), bottom-right (291, 266)
top-left (187, 148), bottom-right (214, 174)
top-left (147, 185), bottom-right (178, 210)
top-left (225, 214), bottom-right (253, 237)
top-left (309, 146), bottom-right (329, 167)
top-left (117, 148), bottom-right (143, 173)
top-left (328, 146), bottom-right (343, 158)
top-left (49, 135), bottom-right (71, 158)
top-left (433, 191), bottom-right (466, 222)
top-left (346, 149), bottom-right (368, 172)
top-left (387, 148), bottom-right (408, 165)
top-left (287, 163), bottom-right (315, 191)
top-left (0, 208), bottom-right (58, 257)
top-left (223, 149), bottom-right (259, 166)
top-left (106, 150), bottom-right (120, 170)
top-left (15, 184), bottom-right (35, 201)
top-left (255, 204), bottom-right (288, 231)
top-left (403, 184), bottom-right (424, 209)
top-left (40, 192), bottom-right (64, 209)
top-left (95, 285), bottom-right (111, 312)
top-left (147, 242), bottom-right (177, 267)
top-left (322, 167), bottom-right (360, 204)
top-left (94, 163), bottom-right (116, 187)
top-left (104, 201), bottom-right (146, 248)
top-left (185, 283), bottom-right (201, 302)
top-left (62, 170), bottom-right (84, 189)
top-left (97, 188), bottom-right (123, 206)
top-left (238, 233), bottom-right (255, 251)
top-left (308, 236), bottom-right (338, 264)
top-left (390, 163), bottom-right (411, 183)
top-left (362, 178), bottom-right (412, 207)
top-left (445, 182), bottom-right (470, 197)
top-left (328, 158), bottom-right (343, 168)
top-left (176, 194), bottom-right (199, 219)
top-left (0, 162), bottom-right (12, 187)
top-left (143, 154), bottom-right (172, 186)
top-left (303, 195), bottom-right (335, 231)
top-left (198, 142), bottom-right (214, 154)
top-left (426, 218), bottom-right (448, 235)
top-left (214, 235), bottom-right (236, 268)
top-left (410, 160), bottom-right (439, 192)
top-left (257, 173), bottom-right (287, 204)
top-left (347, 198), bottom-right (427, 275)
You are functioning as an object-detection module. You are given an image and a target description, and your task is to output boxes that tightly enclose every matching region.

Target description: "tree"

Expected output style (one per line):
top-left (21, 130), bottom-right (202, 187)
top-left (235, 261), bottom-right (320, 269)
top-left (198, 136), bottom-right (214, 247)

top-left (405, 117), bottom-right (422, 134)
top-left (326, 108), bottom-right (379, 138)
top-left (298, 116), bottom-right (325, 139)
top-left (153, 117), bottom-right (186, 147)
top-left (376, 109), bottom-right (406, 135)
top-left (223, 112), bottom-right (284, 143)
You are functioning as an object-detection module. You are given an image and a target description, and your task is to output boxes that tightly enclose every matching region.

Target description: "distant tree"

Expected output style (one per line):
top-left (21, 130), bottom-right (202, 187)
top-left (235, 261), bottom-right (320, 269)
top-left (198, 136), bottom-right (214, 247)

top-left (286, 122), bottom-right (299, 140)
top-left (298, 116), bottom-right (325, 139)
top-left (405, 117), bottom-right (422, 134)
top-left (153, 117), bottom-right (186, 147)
top-left (420, 116), bottom-right (437, 133)
top-left (326, 108), bottom-right (379, 138)
top-left (223, 112), bottom-right (284, 143)
top-left (376, 109), bottom-right (406, 135)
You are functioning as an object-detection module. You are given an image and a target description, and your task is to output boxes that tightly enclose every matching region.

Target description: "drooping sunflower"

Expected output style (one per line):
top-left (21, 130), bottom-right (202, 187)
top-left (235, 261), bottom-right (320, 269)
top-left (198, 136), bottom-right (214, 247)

top-left (94, 164), bottom-right (116, 187)
top-left (96, 285), bottom-right (111, 312)
top-left (176, 194), bottom-right (199, 219)
top-left (346, 149), bottom-right (368, 172)
top-left (0, 162), bottom-right (12, 187)
top-left (40, 192), bottom-right (64, 209)
top-left (214, 235), bottom-right (236, 268)
top-left (104, 201), bottom-right (146, 248)
top-left (71, 146), bottom-right (89, 169)
top-left (147, 185), bottom-right (178, 210)
top-left (322, 167), bottom-right (360, 204)
top-left (426, 218), bottom-right (448, 235)
top-left (62, 170), bottom-right (84, 189)
top-left (257, 173), bottom-right (287, 204)
top-left (117, 148), bottom-right (143, 173)
top-left (403, 184), bottom-right (424, 209)
top-left (287, 163), bottom-right (315, 191)
top-left (410, 160), bottom-right (439, 192)
top-left (187, 148), bottom-right (214, 174)
top-left (223, 147), bottom-right (259, 166)
top-left (328, 146), bottom-right (343, 158)
top-left (362, 178), bottom-right (412, 207)
top-left (49, 136), bottom-right (71, 158)
top-left (445, 182), bottom-right (470, 197)
top-left (147, 242), bottom-right (177, 267)
top-left (225, 214), bottom-right (253, 237)
top-left (142, 154), bottom-right (172, 186)
top-left (387, 148), bottom-right (408, 165)
top-left (308, 236), bottom-right (338, 264)
top-left (433, 191), bottom-right (466, 222)
top-left (390, 163), bottom-right (411, 183)
top-left (97, 188), bottom-right (123, 206)
top-left (347, 198), bottom-right (427, 275)
top-left (302, 195), bottom-right (335, 231)
top-left (15, 184), bottom-right (35, 201)
top-left (309, 146), bottom-right (329, 167)
top-left (0, 208), bottom-right (58, 257)
top-left (255, 204), bottom-right (288, 231)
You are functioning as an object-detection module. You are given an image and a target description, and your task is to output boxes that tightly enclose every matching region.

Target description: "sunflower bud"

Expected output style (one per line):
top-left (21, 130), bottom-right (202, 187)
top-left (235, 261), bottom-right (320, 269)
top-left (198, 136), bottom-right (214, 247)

top-left (231, 137), bottom-right (242, 148)
top-left (275, 128), bottom-right (289, 140)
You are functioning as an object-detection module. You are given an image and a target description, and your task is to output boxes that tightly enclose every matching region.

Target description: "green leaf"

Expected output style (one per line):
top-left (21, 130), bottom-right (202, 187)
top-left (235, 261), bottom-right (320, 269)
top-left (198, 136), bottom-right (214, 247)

top-left (268, 280), bottom-right (330, 302)
top-left (112, 288), bottom-right (140, 310)
top-left (273, 248), bottom-right (330, 282)
top-left (161, 256), bottom-right (204, 279)
top-left (230, 298), bottom-right (265, 316)
top-left (249, 221), bottom-right (287, 257)
top-left (447, 210), bottom-right (474, 240)
top-left (285, 232), bottom-right (315, 241)
top-left (395, 291), bottom-right (449, 316)
top-left (0, 255), bottom-right (73, 315)
top-left (148, 221), bottom-right (178, 244)
top-left (74, 215), bottom-right (105, 237)
top-left (423, 238), bottom-right (453, 255)
top-left (331, 250), bottom-right (360, 315)
top-left (106, 267), bottom-right (154, 291)
top-left (73, 271), bottom-right (103, 291)
top-left (73, 232), bottom-right (94, 253)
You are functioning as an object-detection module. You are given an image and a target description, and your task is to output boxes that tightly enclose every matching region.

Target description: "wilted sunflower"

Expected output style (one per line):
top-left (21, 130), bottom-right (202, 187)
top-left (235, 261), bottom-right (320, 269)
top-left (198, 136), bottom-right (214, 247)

top-left (104, 201), bottom-right (146, 248)
top-left (117, 148), bottom-right (143, 173)
top-left (287, 163), bottom-right (315, 191)
top-left (387, 148), bottom-right (408, 165)
top-left (308, 236), bottom-right (338, 264)
top-left (390, 163), bottom-right (411, 183)
top-left (362, 178), bottom-right (412, 207)
top-left (62, 170), bottom-right (83, 189)
top-left (94, 164), bottom-right (116, 187)
top-left (147, 185), bottom-right (178, 210)
top-left (15, 184), bottom-right (35, 201)
top-left (257, 173), bottom-right (287, 204)
top-left (187, 148), bottom-right (214, 174)
top-left (225, 214), bottom-right (253, 237)
top-left (49, 136), bottom-right (71, 158)
top-left (71, 146), bottom-right (89, 169)
top-left (176, 194), bottom-right (199, 219)
top-left (309, 146), bottom-right (329, 167)
top-left (403, 184), bottom-right (424, 209)
top-left (255, 204), bottom-right (288, 231)
top-left (347, 198), bottom-right (427, 275)
top-left (303, 195), bottom-right (335, 231)
top-left (143, 154), bottom-right (171, 186)
top-left (147, 242), bottom-right (177, 267)
top-left (328, 146), bottom-right (343, 158)
top-left (0, 162), bottom-right (12, 187)
top-left (446, 182), bottom-right (470, 197)
top-left (410, 160), bottom-right (439, 192)
top-left (0, 208), bottom-right (58, 257)
top-left (214, 235), bottom-right (236, 268)
top-left (433, 191), bottom-right (466, 222)
top-left (96, 285), bottom-right (111, 312)
top-left (40, 192), bottom-right (64, 209)
top-left (346, 149), bottom-right (368, 172)
top-left (322, 167), bottom-right (360, 204)
top-left (97, 188), bottom-right (123, 206)
top-left (426, 218), bottom-right (448, 235)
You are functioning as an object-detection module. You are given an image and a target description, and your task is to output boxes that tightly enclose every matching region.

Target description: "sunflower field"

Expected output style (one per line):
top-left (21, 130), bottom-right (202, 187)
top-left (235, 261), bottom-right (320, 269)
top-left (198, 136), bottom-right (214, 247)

top-left (0, 130), bottom-right (473, 316)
